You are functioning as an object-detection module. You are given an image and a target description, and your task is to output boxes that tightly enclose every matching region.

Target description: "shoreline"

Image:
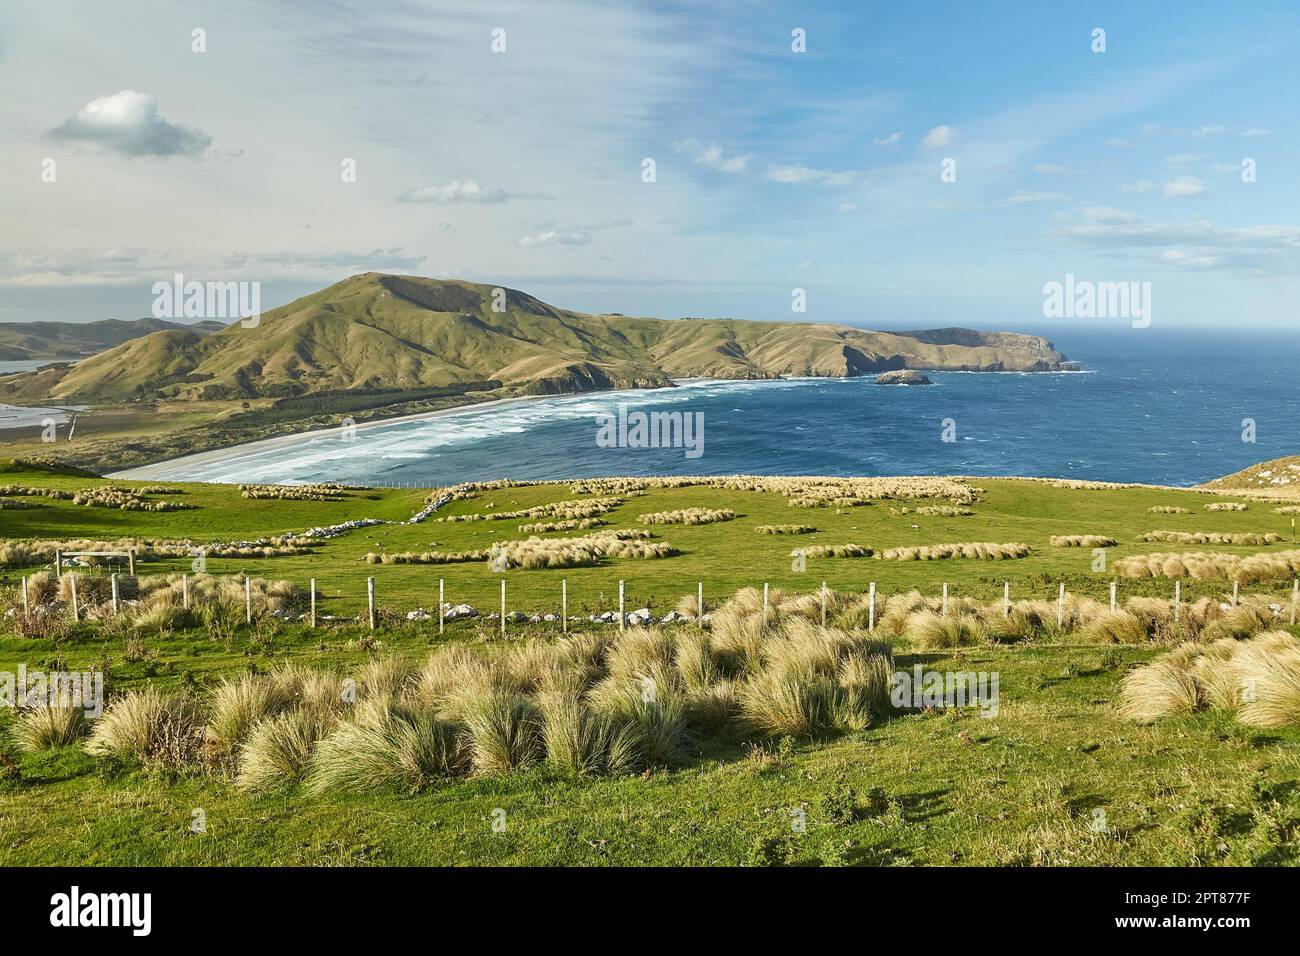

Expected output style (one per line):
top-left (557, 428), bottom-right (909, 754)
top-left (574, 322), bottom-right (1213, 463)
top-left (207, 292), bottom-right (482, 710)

top-left (107, 380), bottom-right (720, 481)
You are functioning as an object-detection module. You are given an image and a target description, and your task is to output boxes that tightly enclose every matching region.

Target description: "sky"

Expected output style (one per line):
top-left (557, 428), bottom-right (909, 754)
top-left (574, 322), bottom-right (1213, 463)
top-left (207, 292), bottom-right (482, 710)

top-left (2, 0), bottom-right (1299, 330)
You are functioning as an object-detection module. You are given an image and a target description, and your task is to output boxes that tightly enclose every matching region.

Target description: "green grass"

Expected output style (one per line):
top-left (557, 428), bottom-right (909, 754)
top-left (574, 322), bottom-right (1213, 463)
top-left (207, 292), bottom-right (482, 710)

top-left (2, 462), bottom-right (1300, 865)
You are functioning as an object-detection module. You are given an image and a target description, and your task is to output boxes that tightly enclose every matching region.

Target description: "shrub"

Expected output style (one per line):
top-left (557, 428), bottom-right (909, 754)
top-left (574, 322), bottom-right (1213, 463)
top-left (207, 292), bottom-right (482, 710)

top-left (1204, 502), bottom-right (1247, 512)
top-left (756, 524), bottom-right (816, 534)
top-left (1148, 506), bottom-right (1192, 514)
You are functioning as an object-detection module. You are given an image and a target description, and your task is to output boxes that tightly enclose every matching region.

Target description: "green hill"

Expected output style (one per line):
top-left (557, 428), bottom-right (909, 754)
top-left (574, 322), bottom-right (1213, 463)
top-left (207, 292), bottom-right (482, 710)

top-left (0, 274), bottom-right (1069, 403)
top-left (0, 317), bottom-right (225, 361)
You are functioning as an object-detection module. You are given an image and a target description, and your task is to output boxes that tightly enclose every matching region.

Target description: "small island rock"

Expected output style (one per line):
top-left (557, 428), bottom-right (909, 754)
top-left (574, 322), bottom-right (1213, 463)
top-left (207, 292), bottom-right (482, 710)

top-left (875, 369), bottom-right (933, 385)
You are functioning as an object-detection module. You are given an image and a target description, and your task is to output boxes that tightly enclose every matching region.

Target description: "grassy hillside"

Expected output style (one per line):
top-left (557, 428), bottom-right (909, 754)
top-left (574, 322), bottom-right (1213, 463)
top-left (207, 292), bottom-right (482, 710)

top-left (2, 461), bottom-right (1299, 866)
top-left (0, 317), bottom-right (224, 361)
top-left (1201, 455), bottom-right (1300, 496)
top-left (0, 274), bottom-right (1070, 404)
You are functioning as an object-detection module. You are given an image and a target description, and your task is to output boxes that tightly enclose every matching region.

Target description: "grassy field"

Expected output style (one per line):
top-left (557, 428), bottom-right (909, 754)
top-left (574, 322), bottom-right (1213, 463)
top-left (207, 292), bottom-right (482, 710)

top-left (2, 459), bottom-right (1299, 866)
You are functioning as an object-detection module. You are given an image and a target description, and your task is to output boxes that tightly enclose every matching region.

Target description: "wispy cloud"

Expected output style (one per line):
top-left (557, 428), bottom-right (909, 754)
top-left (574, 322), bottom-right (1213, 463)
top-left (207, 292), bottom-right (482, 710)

top-left (1164, 176), bottom-right (1206, 198)
top-left (920, 125), bottom-right (954, 148)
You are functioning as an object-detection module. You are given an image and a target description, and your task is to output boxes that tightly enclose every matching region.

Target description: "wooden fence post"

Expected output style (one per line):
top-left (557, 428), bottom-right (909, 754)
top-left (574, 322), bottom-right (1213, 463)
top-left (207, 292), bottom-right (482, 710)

top-left (697, 581), bottom-right (703, 621)
top-left (1232, 580), bottom-right (1240, 608)
top-left (182, 573), bottom-right (189, 610)
top-left (1110, 580), bottom-right (1117, 613)
top-left (55, 549), bottom-right (62, 579)
top-left (70, 574), bottom-right (79, 623)
top-left (561, 579), bottom-right (568, 634)
top-left (309, 578), bottom-right (317, 628)
top-left (438, 578), bottom-right (444, 635)
top-left (245, 576), bottom-right (252, 625)
top-left (820, 581), bottom-right (827, 629)
top-left (367, 577), bottom-right (377, 630)
top-left (762, 583), bottom-right (769, 627)
top-left (618, 580), bottom-right (625, 633)
top-left (128, 548), bottom-right (136, 576)
top-left (501, 578), bottom-right (507, 637)
top-left (1174, 581), bottom-right (1181, 623)
top-left (868, 582), bottom-right (876, 631)
top-left (111, 573), bottom-right (119, 614)
top-left (1003, 581), bottom-right (1010, 617)
top-left (1057, 582), bottom-right (1065, 628)
top-left (21, 575), bottom-right (29, 615)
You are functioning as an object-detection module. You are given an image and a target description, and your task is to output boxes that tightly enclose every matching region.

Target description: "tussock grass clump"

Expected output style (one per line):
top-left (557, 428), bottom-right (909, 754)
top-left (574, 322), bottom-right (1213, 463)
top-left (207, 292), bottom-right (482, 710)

top-left (12, 705), bottom-right (87, 752)
top-left (904, 610), bottom-right (987, 649)
top-left (1272, 505), bottom-right (1300, 515)
top-left (1137, 531), bottom-right (1281, 545)
top-left (1116, 549), bottom-right (1300, 583)
top-left (798, 544), bottom-right (873, 558)
top-left (639, 508), bottom-right (737, 526)
top-left (1050, 535), bottom-right (1117, 548)
top-left (1079, 610), bottom-right (1149, 645)
top-left (1148, 505), bottom-right (1192, 514)
top-left (236, 710), bottom-right (334, 791)
top-left (240, 483), bottom-right (349, 501)
top-left (1120, 657), bottom-right (1202, 723)
top-left (86, 688), bottom-right (204, 768)
top-left (1204, 502), bottom-right (1247, 512)
top-left (459, 690), bottom-right (543, 774)
top-left (891, 505), bottom-right (973, 517)
top-left (755, 524), bottom-right (816, 534)
top-left (517, 518), bottom-right (605, 533)
top-left (205, 675), bottom-right (294, 758)
top-left (1121, 631), bottom-right (1300, 728)
top-left (307, 702), bottom-right (466, 795)
top-left (71, 486), bottom-right (191, 511)
top-left (880, 542), bottom-right (1031, 561)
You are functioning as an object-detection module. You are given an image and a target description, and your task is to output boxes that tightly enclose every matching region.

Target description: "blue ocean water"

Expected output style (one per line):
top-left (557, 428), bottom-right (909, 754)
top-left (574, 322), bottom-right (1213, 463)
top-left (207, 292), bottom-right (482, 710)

top-left (127, 325), bottom-right (1300, 487)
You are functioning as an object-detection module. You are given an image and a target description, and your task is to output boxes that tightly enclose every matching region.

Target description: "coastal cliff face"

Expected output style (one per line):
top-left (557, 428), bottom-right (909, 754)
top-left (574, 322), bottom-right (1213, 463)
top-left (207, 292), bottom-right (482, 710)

top-left (0, 274), bottom-right (1069, 403)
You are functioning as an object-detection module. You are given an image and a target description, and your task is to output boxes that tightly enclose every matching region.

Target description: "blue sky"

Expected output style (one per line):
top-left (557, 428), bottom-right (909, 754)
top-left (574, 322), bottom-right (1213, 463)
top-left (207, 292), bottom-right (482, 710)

top-left (2, 0), bottom-right (1298, 330)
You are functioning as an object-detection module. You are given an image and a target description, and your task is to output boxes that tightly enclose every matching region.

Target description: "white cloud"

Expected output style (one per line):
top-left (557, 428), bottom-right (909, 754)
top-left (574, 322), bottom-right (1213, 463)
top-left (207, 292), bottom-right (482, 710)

top-left (689, 143), bottom-right (751, 173)
top-left (1166, 153), bottom-right (1209, 166)
top-left (765, 164), bottom-right (858, 186)
top-left (517, 229), bottom-right (591, 249)
top-left (920, 125), bottom-right (953, 148)
top-left (837, 203), bottom-right (857, 214)
top-left (1164, 176), bottom-right (1206, 198)
top-left (1079, 206), bottom-right (1140, 223)
top-left (1105, 137), bottom-right (1133, 148)
top-left (1032, 163), bottom-right (1069, 174)
top-left (872, 131), bottom-right (903, 147)
top-left (1191, 125), bottom-right (1227, 137)
top-left (398, 180), bottom-right (510, 204)
top-left (1122, 180), bottom-right (1155, 193)
top-left (47, 90), bottom-right (211, 157)
top-left (1241, 127), bottom-right (1271, 137)
top-left (1001, 191), bottom-right (1070, 205)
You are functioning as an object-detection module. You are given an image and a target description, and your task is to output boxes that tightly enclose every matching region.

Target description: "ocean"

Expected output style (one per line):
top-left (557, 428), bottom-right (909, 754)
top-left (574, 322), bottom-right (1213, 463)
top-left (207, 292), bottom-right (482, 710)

top-left (118, 325), bottom-right (1300, 487)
